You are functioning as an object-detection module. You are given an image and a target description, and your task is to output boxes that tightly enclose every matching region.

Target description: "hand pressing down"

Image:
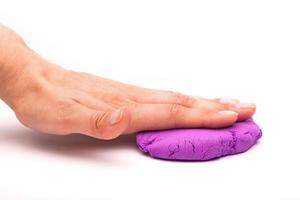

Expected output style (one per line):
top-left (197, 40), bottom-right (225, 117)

top-left (0, 24), bottom-right (256, 140)
top-left (6, 64), bottom-right (255, 140)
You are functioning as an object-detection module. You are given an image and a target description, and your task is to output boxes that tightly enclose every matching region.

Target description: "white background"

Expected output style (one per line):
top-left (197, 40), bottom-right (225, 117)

top-left (1, 0), bottom-right (300, 199)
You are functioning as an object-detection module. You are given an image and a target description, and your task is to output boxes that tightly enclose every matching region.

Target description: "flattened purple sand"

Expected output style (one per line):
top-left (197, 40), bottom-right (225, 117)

top-left (136, 119), bottom-right (262, 161)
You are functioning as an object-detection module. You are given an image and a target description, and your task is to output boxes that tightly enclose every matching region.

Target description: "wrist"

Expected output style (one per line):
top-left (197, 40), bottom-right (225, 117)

top-left (0, 40), bottom-right (46, 109)
top-left (0, 51), bottom-right (41, 107)
top-left (0, 24), bottom-right (65, 110)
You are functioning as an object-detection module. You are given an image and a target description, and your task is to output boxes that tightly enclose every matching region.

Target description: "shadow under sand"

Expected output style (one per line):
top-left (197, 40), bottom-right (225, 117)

top-left (0, 123), bottom-right (138, 166)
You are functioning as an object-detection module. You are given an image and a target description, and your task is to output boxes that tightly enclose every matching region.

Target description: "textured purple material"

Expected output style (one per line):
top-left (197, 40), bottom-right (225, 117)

top-left (136, 119), bottom-right (262, 161)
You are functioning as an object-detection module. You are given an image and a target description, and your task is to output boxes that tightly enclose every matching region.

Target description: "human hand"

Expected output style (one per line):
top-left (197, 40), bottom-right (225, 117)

top-left (0, 24), bottom-right (256, 140)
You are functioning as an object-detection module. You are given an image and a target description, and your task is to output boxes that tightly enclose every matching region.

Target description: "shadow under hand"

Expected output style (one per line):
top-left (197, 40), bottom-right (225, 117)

top-left (0, 124), bottom-right (138, 165)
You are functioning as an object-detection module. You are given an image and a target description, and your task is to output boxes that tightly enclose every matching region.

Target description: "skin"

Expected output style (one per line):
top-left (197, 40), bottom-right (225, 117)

top-left (0, 24), bottom-right (256, 140)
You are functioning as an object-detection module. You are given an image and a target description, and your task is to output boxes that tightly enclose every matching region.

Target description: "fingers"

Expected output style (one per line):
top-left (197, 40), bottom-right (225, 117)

top-left (128, 87), bottom-right (256, 122)
top-left (128, 87), bottom-right (199, 107)
top-left (60, 103), bottom-right (131, 140)
top-left (212, 98), bottom-right (256, 121)
top-left (228, 102), bottom-right (256, 121)
top-left (209, 98), bottom-right (240, 104)
top-left (62, 85), bottom-right (254, 139)
top-left (131, 87), bottom-right (255, 122)
top-left (56, 97), bottom-right (252, 139)
top-left (125, 103), bottom-right (238, 133)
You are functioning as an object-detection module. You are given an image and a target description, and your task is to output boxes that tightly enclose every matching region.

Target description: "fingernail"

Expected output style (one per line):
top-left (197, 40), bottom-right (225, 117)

top-left (235, 103), bottom-right (256, 109)
top-left (218, 110), bottom-right (238, 116)
top-left (110, 109), bottom-right (123, 125)
top-left (219, 98), bottom-right (239, 104)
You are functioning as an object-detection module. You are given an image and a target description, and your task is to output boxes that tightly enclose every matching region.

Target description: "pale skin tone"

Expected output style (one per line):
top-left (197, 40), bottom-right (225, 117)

top-left (0, 24), bottom-right (256, 140)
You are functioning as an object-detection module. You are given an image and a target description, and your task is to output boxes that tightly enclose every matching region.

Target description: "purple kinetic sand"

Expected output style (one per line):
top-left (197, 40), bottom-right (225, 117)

top-left (136, 119), bottom-right (262, 161)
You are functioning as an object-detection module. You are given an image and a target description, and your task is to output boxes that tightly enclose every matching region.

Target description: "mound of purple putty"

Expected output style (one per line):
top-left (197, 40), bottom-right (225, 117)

top-left (136, 119), bottom-right (262, 161)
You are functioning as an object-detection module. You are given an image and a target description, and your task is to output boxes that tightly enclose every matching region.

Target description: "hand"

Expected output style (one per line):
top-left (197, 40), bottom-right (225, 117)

top-left (0, 24), bottom-right (256, 140)
top-left (5, 62), bottom-right (256, 140)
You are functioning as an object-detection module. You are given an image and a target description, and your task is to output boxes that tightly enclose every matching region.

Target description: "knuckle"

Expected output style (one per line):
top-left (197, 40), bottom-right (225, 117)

top-left (90, 111), bottom-right (107, 133)
top-left (168, 104), bottom-right (184, 127)
top-left (90, 112), bottom-right (114, 139)
top-left (169, 103), bottom-right (183, 116)
top-left (122, 99), bottom-right (139, 108)
top-left (170, 91), bottom-right (196, 106)
top-left (99, 95), bottom-right (132, 108)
